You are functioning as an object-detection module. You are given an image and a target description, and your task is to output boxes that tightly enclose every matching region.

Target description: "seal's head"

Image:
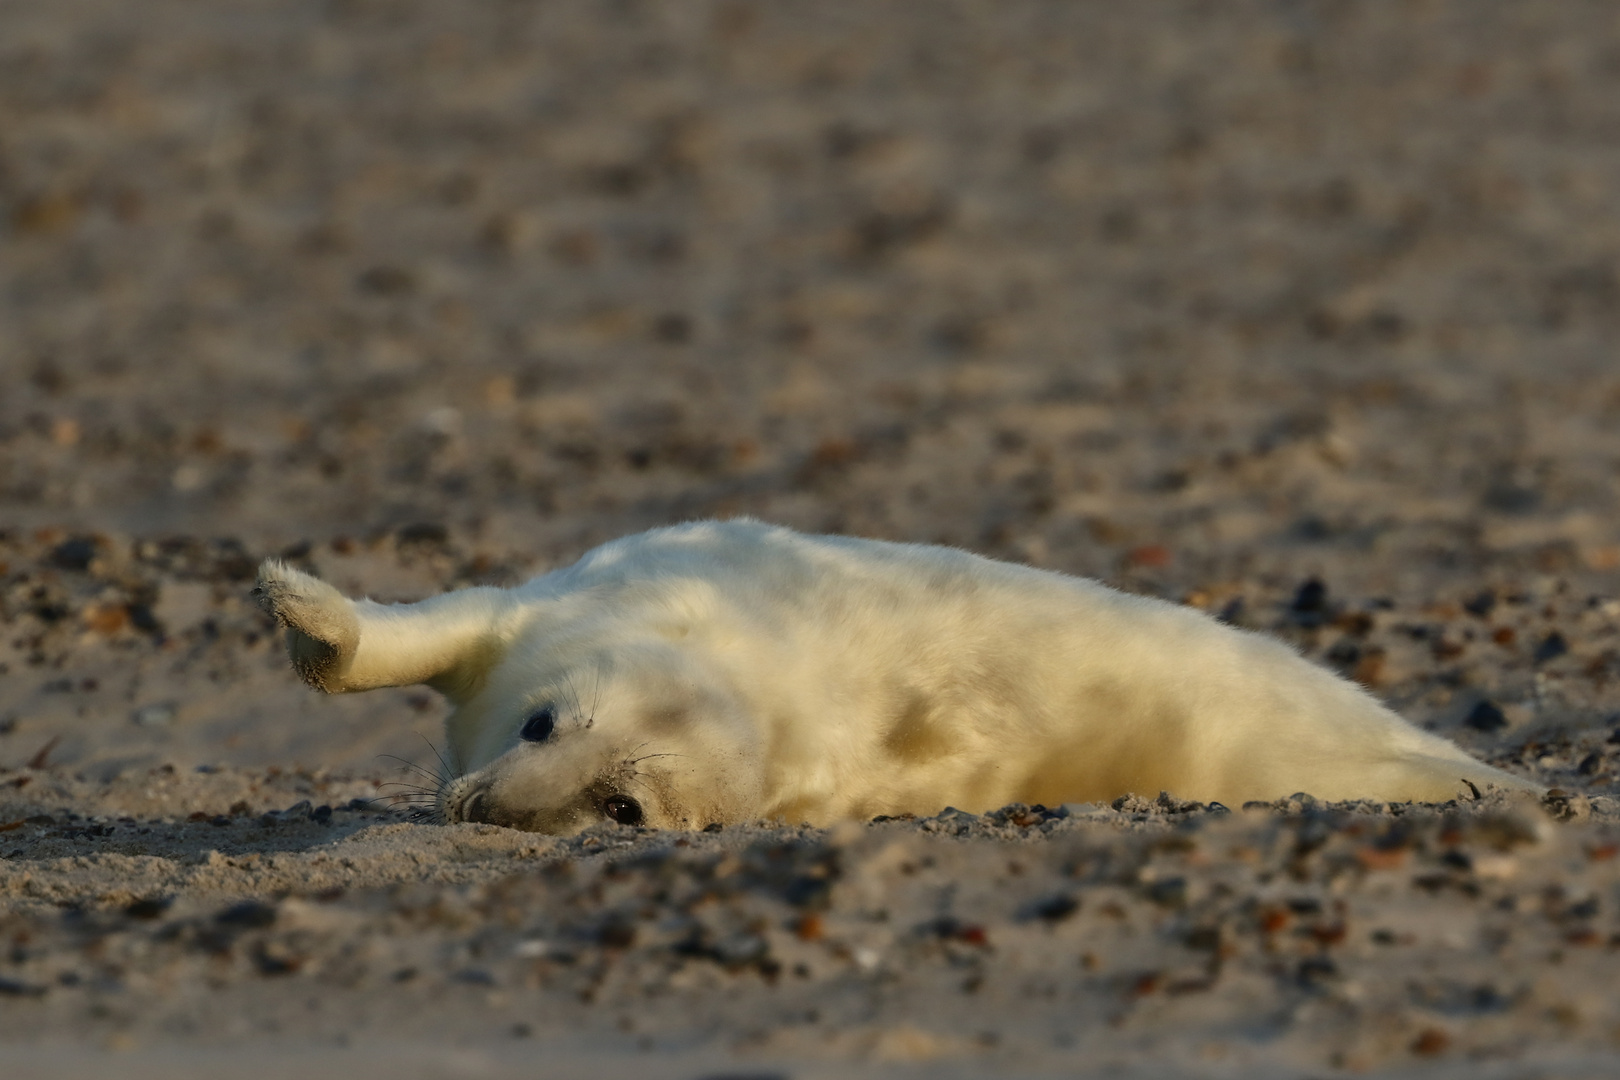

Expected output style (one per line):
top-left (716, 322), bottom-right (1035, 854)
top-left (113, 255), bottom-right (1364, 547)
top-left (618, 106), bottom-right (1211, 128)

top-left (253, 559), bottom-right (766, 835)
top-left (436, 640), bottom-right (765, 833)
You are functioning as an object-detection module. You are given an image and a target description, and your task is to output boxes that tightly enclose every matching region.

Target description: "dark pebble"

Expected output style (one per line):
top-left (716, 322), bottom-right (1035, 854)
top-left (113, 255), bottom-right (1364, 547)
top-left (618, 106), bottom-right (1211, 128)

top-left (215, 900), bottom-right (277, 928)
top-left (1290, 578), bottom-right (1330, 626)
top-left (49, 537), bottom-right (99, 572)
top-left (396, 522), bottom-right (449, 547)
top-left (1464, 701), bottom-right (1509, 733)
top-left (1463, 590), bottom-right (1498, 618)
top-left (125, 897), bottom-right (172, 920)
top-left (1145, 878), bottom-right (1188, 908)
top-left (1534, 632), bottom-right (1569, 664)
top-left (254, 949), bottom-right (302, 976)
top-left (599, 920), bottom-right (637, 949)
top-left (1297, 956), bottom-right (1338, 986)
top-left (1030, 894), bottom-right (1080, 922)
top-left (127, 604), bottom-right (161, 634)
top-left (312, 804), bottom-right (333, 824)
top-left (0, 976), bottom-right (48, 998)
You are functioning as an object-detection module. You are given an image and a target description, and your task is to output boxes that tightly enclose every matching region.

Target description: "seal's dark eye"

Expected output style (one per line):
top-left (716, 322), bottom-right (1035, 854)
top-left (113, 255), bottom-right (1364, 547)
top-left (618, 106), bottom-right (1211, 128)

top-left (604, 795), bottom-right (643, 826)
top-left (519, 707), bottom-right (556, 743)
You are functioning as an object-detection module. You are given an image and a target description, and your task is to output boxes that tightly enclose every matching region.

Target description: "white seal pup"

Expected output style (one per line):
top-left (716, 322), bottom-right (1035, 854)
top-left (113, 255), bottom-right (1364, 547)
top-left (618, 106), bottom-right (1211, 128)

top-left (254, 520), bottom-right (1537, 833)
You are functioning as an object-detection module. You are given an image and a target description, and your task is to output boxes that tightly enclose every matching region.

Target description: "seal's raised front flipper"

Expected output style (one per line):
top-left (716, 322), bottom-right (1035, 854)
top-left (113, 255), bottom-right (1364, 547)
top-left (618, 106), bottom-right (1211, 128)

top-left (254, 560), bottom-right (506, 701)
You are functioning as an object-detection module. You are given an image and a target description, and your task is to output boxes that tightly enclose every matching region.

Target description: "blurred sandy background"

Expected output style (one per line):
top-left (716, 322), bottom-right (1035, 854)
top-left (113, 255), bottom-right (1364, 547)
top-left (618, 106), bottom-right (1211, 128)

top-left (5, 1), bottom-right (1620, 1076)
top-left (6, 0), bottom-right (1620, 583)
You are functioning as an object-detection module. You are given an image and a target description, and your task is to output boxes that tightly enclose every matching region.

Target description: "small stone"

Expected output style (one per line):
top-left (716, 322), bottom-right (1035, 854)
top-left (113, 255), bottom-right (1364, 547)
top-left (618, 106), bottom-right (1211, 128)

top-left (0, 976), bottom-right (47, 998)
top-left (216, 900), bottom-right (277, 928)
top-left (1411, 1028), bottom-right (1451, 1056)
top-left (49, 537), bottom-right (100, 572)
top-left (1291, 578), bottom-right (1330, 626)
top-left (1464, 701), bottom-right (1509, 733)
top-left (396, 522), bottom-right (448, 547)
top-left (1030, 894), bottom-right (1080, 922)
top-left (1297, 956), bottom-right (1338, 986)
top-left (1534, 632), bottom-right (1570, 664)
top-left (1145, 877), bottom-right (1188, 908)
top-left (124, 897), bottom-right (171, 920)
top-left (598, 920), bottom-right (637, 949)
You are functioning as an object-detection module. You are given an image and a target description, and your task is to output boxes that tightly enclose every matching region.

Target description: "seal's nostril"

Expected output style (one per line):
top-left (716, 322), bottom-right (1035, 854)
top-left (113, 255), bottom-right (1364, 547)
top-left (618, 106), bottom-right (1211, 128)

top-left (439, 778), bottom-right (486, 824)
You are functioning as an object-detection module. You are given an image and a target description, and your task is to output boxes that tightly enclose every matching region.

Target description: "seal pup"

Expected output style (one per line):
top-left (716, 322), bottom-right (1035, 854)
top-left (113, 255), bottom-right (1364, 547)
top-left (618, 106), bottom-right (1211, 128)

top-left (254, 520), bottom-right (1537, 833)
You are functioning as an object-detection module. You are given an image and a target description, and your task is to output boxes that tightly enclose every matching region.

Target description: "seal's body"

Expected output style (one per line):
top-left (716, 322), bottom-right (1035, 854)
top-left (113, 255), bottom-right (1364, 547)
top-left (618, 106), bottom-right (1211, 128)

top-left (255, 520), bottom-right (1536, 833)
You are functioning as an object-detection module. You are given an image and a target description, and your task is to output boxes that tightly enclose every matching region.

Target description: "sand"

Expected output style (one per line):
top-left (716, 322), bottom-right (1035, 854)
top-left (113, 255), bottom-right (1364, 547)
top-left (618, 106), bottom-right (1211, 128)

top-left (5, 0), bottom-right (1620, 1075)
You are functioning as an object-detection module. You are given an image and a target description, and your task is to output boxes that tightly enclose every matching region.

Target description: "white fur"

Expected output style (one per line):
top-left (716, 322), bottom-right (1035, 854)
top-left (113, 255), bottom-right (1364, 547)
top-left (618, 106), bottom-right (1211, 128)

top-left (255, 521), bottom-right (1538, 834)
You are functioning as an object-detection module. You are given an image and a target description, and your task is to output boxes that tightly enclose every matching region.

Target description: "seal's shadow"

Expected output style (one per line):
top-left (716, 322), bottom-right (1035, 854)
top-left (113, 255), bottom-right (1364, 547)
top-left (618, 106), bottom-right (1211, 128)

top-left (0, 807), bottom-right (433, 864)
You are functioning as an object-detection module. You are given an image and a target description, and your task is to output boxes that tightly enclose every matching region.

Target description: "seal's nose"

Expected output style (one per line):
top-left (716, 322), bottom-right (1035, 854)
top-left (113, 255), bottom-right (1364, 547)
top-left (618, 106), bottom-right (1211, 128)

top-left (460, 787), bottom-right (489, 823)
top-left (439, 776), bottom-right (489, 824)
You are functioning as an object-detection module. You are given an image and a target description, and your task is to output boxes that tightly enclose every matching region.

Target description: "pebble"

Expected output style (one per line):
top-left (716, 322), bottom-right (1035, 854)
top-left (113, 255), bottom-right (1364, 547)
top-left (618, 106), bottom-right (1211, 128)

top-left (1464, 700), bottom-right (1509, 733)
top-left (48, 537), bottom-right (99, 572)
top-left (1534, 632), bottom-right (1570, 664)
top-left (215, 900), bottom-right (278, 928)
top-left (1290, 578), bottom-right (1331, 627)
top-left (0, 976), bottom-right (48, 998)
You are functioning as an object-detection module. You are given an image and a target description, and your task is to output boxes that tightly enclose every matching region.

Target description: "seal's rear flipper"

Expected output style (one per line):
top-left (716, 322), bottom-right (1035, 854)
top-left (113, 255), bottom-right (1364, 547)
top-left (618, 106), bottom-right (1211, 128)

top-left (254, 560), bottom-right (504, 700)
top-left (1383, 751), bottom-right (1545, 803)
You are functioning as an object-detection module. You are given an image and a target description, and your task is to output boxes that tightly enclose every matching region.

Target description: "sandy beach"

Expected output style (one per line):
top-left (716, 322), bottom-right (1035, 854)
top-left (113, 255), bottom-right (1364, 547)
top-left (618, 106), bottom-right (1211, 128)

top-left (4, 1), bottom-right (1620, 1074)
